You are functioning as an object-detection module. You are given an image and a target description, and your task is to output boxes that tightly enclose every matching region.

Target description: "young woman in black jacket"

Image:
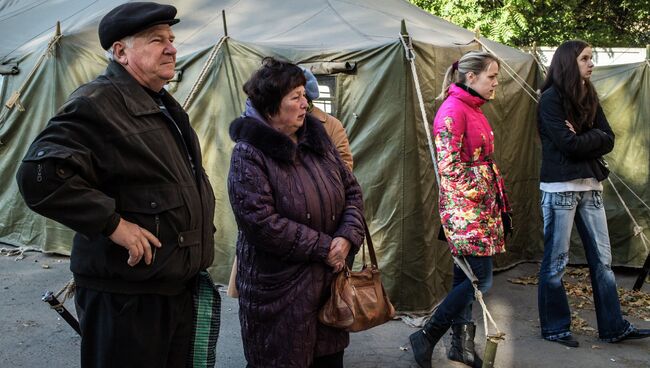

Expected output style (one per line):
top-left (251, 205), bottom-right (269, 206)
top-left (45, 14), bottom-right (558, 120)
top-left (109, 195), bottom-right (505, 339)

top-left (537, 40), bottom-right (650, 347)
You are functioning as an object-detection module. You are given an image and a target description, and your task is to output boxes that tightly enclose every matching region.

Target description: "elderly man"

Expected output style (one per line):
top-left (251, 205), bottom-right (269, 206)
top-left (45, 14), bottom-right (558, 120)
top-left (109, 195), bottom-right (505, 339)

top-left (16, 2), bottom-right (216, 367)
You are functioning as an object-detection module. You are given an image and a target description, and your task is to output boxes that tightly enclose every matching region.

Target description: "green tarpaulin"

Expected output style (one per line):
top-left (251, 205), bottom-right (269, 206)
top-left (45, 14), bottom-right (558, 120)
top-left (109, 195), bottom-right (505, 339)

top-left (0, 0), bottom-right (647, 312)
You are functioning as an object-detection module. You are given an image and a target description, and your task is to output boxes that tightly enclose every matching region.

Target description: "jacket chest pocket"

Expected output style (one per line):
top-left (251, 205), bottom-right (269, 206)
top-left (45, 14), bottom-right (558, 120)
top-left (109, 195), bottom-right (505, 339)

top-left (118, 185), bottom-right (189, 245)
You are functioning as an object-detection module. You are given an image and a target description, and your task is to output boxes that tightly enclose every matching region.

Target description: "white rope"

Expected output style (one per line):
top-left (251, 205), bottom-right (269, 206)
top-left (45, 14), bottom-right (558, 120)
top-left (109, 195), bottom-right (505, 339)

top-left (182, 36), bottom-right (229, 110)
top-left (0, 26), bottom-right (63, 127)
top-left (399, 32), bottom-right (502, 338)
top-left (607, 177), bottom-right (650, 253)
top-left (453, 256), bottom-right (503, 338)
top-left (0, 246), bottom-right (38, 260)
top-left (610, 171), bottom-right (650, 213)
top-left (398, 33), bottom-right (439, 184)
top-left (474, 38), bottom-right (539, 104)
top-left (55, 278), bottom-right (76, 304)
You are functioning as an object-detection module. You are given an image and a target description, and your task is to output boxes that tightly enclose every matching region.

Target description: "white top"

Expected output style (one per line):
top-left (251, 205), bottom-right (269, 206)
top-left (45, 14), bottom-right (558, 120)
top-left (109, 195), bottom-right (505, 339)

top-left (540, 178), bottom-right (603, 192)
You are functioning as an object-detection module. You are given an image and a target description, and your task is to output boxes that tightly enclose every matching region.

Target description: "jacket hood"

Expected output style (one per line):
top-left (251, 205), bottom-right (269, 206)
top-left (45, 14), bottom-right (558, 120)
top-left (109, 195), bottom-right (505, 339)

top-left (242, 98), bottom-right (268, 124)
top-left (448, 83), bottom-right (487, 108)
top-left (229, 114), bottom-right (328, 163)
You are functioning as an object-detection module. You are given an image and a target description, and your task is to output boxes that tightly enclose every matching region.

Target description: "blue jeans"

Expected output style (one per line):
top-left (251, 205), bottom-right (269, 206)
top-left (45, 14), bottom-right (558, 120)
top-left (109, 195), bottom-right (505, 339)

top-left (432, 256), bottom-right (493, 326)
top-left (538, 190), bottom-right (633, 341)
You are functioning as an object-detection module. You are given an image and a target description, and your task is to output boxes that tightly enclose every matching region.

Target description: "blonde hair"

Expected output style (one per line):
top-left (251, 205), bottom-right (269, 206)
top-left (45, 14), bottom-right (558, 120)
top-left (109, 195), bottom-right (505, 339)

top-left (438, 51), bottom-right (500, 100)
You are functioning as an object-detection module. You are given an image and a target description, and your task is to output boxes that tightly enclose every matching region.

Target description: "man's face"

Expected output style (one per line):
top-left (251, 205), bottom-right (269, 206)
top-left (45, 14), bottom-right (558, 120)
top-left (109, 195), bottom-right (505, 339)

top-left (121, 24), bottom-right (177, 90)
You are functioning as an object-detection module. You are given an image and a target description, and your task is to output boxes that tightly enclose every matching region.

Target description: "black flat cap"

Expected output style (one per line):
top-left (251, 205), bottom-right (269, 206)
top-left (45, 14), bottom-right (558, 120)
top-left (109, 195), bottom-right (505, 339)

top-left (99, 2), bottom-right (179, 50)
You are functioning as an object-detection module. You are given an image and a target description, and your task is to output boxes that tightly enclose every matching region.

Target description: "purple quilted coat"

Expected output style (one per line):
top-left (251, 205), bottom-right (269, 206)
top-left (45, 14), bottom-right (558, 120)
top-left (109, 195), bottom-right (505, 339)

top-left (227, 114), bottom-right (365, 368)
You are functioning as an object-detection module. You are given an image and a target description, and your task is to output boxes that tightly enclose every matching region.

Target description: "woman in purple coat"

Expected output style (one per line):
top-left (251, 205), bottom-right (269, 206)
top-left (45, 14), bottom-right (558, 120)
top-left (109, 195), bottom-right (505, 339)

top-left (227, 57), bottom-right (365, 368)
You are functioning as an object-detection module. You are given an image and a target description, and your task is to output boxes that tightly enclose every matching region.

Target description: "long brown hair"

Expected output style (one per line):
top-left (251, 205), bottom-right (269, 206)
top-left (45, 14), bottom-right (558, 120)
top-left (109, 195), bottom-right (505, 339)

top-left (540, 40), bottom-right (599, 133)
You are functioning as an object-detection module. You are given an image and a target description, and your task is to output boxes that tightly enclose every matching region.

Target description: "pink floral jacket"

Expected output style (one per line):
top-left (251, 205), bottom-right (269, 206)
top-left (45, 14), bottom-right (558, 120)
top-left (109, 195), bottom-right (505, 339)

top-left (433, 84), bottom-right (510, 256)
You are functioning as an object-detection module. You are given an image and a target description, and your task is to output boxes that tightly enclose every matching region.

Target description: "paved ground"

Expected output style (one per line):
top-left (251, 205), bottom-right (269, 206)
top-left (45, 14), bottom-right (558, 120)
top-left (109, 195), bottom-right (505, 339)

top-left (1, 250), bottom-right (649, 367)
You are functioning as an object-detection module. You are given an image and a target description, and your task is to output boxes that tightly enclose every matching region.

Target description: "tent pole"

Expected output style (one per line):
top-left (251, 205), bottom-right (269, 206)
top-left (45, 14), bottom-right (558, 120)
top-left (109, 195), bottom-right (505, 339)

top-left (222, 10), bottom-right (228, 37)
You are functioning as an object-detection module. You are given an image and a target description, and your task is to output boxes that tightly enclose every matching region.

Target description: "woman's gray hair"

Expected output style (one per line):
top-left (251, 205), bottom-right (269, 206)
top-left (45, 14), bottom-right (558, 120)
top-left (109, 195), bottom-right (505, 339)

top-left (438, 50), bottom-right (500, 100)
top-left (105, 35), bottom-right (135, 61)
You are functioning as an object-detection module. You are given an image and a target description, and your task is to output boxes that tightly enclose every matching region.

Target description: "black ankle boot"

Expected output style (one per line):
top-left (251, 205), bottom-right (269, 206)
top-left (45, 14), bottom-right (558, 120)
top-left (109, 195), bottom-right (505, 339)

top-left (447, 323), bottom-right (483, 367)
top-left (409, 318), bottom-right (449, 368)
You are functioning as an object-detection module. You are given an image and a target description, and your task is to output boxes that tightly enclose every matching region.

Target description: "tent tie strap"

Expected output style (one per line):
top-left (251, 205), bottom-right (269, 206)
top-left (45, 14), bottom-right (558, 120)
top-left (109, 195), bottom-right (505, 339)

top-left (182, 36), bottom-right (229, 110)
top-left (398, 32), bottom-right (415, 61)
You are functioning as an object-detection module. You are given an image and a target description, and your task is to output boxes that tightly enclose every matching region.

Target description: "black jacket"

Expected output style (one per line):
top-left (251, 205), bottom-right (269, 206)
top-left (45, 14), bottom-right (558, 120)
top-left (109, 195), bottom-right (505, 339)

top-left (538, 86), bottom-right (615, 183)
top-left (16, 61), bottom-right (215, 295)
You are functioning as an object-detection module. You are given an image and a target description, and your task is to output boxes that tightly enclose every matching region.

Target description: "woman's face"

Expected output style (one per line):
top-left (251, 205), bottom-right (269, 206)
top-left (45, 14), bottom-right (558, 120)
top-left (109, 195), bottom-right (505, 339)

top-left (576, 47), bottom-right (594, 80)
top-left (467, 61), bottom-right (499, 100)
top-left (268, 86), bottom-right (308, 139)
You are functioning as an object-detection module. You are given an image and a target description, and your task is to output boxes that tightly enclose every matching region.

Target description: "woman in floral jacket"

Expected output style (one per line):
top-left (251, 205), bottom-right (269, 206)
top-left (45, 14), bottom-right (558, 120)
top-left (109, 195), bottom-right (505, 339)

top-left (410, 51), bottom-right (510, 368)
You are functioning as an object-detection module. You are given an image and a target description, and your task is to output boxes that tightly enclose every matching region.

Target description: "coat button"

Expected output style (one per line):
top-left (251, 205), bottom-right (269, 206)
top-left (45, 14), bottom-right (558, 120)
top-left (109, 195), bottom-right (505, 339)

top-left (331, 215), bottom-right (335, 221)
top-left (179, 235), bottom-right (184, 243)
top-left (150, 201), bottom-right (158, 209)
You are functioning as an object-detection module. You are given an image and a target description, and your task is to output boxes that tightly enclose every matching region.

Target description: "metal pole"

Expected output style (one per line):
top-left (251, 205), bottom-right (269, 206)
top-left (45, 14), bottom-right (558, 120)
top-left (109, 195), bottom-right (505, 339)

top-left (42, 291), bottom-right (81, 335)
top-left (633, 251), bottom-right (650, 291)
top-left (222, 10), bottom-right (228, 37)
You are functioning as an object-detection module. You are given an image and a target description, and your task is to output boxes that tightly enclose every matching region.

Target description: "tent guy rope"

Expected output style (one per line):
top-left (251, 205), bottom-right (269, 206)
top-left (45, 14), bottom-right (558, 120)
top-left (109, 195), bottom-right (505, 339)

top-left (474, 38), bottom-right (539, 104)
top-left (0, 22), bottom-right (62, 130)
top-left (182, 35), bottom-right (229, 110)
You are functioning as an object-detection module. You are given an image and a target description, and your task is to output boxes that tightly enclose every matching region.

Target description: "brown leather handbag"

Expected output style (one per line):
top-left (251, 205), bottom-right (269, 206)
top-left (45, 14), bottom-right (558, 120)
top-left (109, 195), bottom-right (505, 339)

top-left (318, 219), bottom-right (395, 332)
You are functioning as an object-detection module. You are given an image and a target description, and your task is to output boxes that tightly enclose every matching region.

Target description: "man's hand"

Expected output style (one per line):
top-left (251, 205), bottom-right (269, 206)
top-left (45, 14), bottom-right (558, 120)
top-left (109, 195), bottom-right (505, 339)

top-left (109, 218), bottom-right (161, 266)
top-left (326, 237), bottom-right (351, 273)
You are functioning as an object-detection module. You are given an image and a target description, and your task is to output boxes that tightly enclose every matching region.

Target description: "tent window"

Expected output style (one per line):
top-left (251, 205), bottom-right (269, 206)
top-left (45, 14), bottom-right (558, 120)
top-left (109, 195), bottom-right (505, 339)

top-left (313, 76), bottom-right (337, 116)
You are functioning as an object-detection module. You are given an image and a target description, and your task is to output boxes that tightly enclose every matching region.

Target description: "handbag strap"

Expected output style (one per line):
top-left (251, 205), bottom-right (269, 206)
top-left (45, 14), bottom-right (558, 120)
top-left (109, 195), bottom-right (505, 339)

top-left (361, 218), bottom-right (379, 268)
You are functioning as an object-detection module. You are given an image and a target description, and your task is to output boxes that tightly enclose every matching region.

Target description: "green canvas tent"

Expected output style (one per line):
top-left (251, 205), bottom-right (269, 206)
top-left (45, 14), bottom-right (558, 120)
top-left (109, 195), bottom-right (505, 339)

top-left (1, 0), bottom-right (646, 311)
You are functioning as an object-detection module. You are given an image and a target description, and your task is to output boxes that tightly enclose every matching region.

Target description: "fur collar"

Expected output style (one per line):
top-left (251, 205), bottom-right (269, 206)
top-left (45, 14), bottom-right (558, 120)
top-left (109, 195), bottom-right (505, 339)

top-left (229, 114), bottom-right (329, 162)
